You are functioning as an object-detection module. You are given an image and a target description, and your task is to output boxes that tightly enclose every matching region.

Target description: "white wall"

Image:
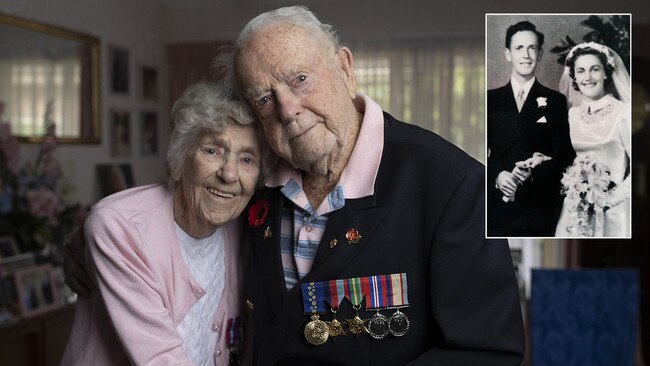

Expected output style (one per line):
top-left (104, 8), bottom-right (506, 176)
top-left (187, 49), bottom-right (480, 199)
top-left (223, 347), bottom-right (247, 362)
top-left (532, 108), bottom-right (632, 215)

top-left (1, 0), bottom-right (649, 206)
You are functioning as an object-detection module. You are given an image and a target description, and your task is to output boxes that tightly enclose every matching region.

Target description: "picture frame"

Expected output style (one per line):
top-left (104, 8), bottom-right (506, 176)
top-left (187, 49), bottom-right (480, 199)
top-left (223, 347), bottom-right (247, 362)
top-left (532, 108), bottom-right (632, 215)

top-left (96, 163), bottom-right (135, 198)
top-left (0, 236), bottom-right (18, 258)
top-left (139, 65), bottom-right (159, 101)
top-left (110, 110), bottom-right (131, 157)
top-left (110, 45), bottom-right (129, 94)
top-left (140, 111), bottom-right (158, 156)
top-left (14, 264), bottom-right (59, 317)
top-left (0, 252), bottom-right (35, 275)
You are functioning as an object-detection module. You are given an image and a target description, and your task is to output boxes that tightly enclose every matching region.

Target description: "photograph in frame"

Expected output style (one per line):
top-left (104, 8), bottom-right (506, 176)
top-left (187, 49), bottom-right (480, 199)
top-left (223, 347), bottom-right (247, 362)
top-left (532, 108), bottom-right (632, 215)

top-left (139, 65), bottom-right (159, 101)
top-left (110, 110), bottom-right (131, 157)
top-left (110, 45), bottom-right (129, 94)
top-left (96, 163), bottom-right (135, 198)
top-left (0, 236), bottom-right (18, 258)
top-left (14, 264), bottom-right (59, 317)
top-left (0, 252), bottom-right (35, 275)
top-left (485, 14), bottom-right (631, 239)
top-left (140, 111), bottom-right (158, 156)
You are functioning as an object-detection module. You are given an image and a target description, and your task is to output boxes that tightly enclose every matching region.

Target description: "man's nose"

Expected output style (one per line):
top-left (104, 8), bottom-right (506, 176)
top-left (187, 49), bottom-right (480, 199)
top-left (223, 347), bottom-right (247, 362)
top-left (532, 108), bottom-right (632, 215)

top-left (217, 155), bottom-right (238, 183)
top-left (276, 89), bottom-right (302, 124)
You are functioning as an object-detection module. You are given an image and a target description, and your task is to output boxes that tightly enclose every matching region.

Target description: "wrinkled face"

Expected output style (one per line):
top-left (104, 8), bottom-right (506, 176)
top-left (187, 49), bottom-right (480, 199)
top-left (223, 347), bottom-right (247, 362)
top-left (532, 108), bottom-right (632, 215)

top-left (574, 54), bottom-right (607, 102)
top-left (181, 121), bottom-right (260, 228)
top-left (235, 24), bottom-right (357, 173)
top-left (505, 31), bottom-right (542, 79)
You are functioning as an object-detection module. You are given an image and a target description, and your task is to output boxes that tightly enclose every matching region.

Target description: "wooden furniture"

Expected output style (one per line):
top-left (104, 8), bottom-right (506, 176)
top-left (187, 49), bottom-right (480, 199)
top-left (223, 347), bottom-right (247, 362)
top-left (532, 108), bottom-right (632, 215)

top-left (0, 303), bottom-right (75, 366)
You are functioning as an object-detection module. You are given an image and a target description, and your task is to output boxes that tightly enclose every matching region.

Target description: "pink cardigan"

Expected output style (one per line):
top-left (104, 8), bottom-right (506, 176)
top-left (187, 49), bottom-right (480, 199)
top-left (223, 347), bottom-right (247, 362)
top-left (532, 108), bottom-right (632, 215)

top-left (62, 183), bottom-right (249, 366)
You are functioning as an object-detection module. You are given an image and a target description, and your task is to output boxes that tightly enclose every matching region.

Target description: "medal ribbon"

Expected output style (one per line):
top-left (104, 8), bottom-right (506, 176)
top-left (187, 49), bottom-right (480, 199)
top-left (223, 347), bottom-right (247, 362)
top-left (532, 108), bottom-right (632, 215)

top-left (301, 282), bottom-right (326, 314)
top-left (225, 316), bottom-right (243, 347)
top-left (387, 273), bottom-right (409, 307)
top-left (323, 279), bottom-right (346, 310)
top-left (345, 277), bottom-right (364, 307)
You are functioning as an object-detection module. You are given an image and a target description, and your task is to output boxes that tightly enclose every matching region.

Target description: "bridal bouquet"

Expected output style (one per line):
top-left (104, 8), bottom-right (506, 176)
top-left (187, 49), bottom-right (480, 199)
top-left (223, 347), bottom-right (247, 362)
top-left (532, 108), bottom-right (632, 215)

top-left (559, 155), bottom-right (616, 236)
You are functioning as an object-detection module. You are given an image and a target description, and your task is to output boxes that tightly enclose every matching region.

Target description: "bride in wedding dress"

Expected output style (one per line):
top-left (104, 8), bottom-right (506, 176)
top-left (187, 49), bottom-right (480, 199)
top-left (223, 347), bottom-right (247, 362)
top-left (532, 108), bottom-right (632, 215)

top-left (555, 42), bottom-right (631, 237)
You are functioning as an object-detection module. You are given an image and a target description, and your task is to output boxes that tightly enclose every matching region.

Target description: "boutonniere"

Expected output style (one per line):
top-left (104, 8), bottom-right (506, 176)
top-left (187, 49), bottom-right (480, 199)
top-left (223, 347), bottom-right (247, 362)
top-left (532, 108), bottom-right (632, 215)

top-left (536, 97), bottom-right (547, 109)
top-left (247, 200), bottom-right (269, 228)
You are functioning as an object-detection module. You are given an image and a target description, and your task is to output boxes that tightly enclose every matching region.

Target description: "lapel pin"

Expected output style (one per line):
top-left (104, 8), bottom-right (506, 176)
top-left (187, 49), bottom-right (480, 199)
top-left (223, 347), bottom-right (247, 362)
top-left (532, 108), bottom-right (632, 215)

top-left (329, 239), bottom-right (338, 249)
top-left (263, 226), bottom-right (272, 239)
top-left (345, 228), bottom-right (361, 244)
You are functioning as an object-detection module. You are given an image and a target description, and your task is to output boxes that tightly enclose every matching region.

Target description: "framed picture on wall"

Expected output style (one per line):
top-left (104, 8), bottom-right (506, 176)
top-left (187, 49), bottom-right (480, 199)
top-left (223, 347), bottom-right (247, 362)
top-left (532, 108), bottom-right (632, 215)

top-left (139, 65), bottom-right (159, 101)
top-left (140, 111), bottom-right (158, 156)
top-left (14, 264), bottom-right (59, 317)
top-left (110, 110), bottom-right (131, 157)
top-left (110, 46), bottom-right (129, 94)
top-left (96, 164), bottom-right (135, 198)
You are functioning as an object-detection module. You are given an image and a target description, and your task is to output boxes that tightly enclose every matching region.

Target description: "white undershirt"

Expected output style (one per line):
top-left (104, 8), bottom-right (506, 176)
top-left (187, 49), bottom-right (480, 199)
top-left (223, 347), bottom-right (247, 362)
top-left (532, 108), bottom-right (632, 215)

top-left (175, 223), bottom-right (225, 366)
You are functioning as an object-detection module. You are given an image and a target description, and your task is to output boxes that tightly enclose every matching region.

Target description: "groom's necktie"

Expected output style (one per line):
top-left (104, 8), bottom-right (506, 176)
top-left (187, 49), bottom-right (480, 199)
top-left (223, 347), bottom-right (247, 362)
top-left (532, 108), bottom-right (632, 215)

top-left (516, 88), bottom-right (525, 112)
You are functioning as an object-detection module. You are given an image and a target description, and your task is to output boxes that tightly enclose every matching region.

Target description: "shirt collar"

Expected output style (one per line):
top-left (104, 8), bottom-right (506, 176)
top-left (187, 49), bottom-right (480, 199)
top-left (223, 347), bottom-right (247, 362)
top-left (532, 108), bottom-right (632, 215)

top-left (583, 93), bottom-right (617, 113)
top-left (511, 76), bottom-right (536, 98)
top-left (265, 93), bottom-right (384, 200)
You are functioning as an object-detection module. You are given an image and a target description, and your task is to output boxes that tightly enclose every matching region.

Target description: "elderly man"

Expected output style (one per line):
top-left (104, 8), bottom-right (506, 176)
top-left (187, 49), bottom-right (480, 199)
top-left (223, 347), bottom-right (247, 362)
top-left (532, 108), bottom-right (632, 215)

top-left (65, 6), bottom-right (524, 365)
top-left (229, 6), bottom-right (523, 365)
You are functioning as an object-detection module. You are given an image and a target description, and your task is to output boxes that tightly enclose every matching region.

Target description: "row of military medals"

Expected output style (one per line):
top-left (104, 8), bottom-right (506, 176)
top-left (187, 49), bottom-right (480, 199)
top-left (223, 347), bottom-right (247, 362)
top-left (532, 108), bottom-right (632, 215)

top-left (301, 273), bottom-right (410, 345)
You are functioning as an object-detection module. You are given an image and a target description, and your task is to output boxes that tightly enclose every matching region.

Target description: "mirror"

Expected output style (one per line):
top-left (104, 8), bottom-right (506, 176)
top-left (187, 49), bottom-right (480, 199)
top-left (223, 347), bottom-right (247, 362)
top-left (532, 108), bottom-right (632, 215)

top-left (0, 12), bottom-right (100, 144)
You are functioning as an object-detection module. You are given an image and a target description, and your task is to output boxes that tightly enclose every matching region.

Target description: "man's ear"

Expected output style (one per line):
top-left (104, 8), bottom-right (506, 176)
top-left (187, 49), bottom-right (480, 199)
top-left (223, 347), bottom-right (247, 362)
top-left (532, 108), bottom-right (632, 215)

top-left (504, 48), bottom-right (512, 62)
top-left (337, 47), bottom-right (356, 98)
top-left (537, 47), bottom-right (544, 61)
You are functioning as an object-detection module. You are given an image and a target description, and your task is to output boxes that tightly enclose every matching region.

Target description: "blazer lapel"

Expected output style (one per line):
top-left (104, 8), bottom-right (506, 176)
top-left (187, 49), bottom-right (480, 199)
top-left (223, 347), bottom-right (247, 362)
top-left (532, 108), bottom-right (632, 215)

top-left (260, 194), bottom-right (388, 364)
top-left (303, 196), bottom-right (388, 282)
top-left (493, 83), bottom-right (524, 154)
top-left (250, 188), bottom-right (286, 314)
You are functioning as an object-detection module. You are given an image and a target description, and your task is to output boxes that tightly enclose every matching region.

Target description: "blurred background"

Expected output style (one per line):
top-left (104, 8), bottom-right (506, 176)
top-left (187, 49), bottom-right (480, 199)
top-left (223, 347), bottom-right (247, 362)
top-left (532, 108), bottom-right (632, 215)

top-left (0, 0), bottom-right (648, 365)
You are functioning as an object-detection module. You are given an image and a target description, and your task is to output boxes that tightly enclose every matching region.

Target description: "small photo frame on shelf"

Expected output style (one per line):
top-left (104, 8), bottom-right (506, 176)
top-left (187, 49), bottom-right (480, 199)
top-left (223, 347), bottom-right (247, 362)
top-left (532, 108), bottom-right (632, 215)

top-left (140, 111), bottom-right (158, 156)
top-left (0, 236), bottom-right (18, 258)
top-left (110, 110), bottom-right (131, 157)
top-left (96, 163), bottom-right (135, 198)
top-left (139, 65), bottom-right (159, 101)
top-left (14, 264), bottom-right (59, 317)
top-left (109, 46), bottom-right (130, 94)
top-left (0, 252), bottom-right (35, 276)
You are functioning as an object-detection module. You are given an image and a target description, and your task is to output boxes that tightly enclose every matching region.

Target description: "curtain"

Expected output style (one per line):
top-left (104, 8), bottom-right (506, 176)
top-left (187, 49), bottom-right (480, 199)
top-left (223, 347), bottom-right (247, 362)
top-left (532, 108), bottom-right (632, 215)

top-left (0, 50), bottom-right (80, 138)
top-left (350, 37), bottom-right (485, 162)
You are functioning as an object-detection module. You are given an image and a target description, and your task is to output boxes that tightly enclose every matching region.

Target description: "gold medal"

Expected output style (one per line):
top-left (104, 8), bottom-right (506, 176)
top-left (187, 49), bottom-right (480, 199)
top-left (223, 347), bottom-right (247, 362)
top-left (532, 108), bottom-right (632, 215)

top-left (304, 314), bottom-right (329, 345)
top-left (346, 310), bottom-right (369, 336)
top-left (326, 308), bottom-right (346, 339)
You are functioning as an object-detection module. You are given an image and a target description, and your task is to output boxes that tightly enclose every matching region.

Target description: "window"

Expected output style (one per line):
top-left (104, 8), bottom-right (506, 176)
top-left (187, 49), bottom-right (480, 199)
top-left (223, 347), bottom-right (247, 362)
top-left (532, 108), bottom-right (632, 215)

top-left (351, 38), bottom-right (485, 162)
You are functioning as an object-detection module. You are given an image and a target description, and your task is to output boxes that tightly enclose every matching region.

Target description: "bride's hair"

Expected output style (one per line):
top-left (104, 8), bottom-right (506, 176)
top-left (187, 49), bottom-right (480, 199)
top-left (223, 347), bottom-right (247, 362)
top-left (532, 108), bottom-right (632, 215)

top-left (559, 42), bottom-right (630, 106)
top-left (565, 45), bottom-right (615, 93)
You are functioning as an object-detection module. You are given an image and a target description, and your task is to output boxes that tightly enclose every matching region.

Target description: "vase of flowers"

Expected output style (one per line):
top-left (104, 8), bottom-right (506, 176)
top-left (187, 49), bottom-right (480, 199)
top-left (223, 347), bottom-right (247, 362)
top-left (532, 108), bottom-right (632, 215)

top-left (0, 101), bottom-right (85, 254)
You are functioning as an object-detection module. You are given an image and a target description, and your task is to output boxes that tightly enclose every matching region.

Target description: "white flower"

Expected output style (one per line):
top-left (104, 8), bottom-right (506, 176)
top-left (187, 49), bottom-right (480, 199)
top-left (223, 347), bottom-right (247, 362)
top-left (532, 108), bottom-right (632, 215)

top-left (536, 97), bottom-right (547, 108)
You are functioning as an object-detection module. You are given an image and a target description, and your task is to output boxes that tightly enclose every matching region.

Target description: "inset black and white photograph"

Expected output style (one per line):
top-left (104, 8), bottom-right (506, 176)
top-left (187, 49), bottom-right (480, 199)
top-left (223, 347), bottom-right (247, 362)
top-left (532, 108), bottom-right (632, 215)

top-left (486, 14), bottom-right (631, 239)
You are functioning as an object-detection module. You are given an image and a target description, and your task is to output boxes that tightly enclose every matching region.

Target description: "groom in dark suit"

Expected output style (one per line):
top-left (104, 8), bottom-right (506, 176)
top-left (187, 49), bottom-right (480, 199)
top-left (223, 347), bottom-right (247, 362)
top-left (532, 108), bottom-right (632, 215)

top-left (487, 21), bottom-right (575, 237)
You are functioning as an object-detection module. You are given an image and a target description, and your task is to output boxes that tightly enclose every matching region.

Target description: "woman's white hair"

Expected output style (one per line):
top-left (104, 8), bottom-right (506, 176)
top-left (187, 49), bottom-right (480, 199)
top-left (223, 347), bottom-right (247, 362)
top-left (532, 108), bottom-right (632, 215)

top-left (166, 82), bottom-right (261, 185)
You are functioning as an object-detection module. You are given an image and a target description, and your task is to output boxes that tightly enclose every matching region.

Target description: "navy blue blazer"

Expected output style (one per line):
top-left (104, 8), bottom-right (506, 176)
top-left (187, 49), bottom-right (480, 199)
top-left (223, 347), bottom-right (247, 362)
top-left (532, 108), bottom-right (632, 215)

top-left (487, 80), bottom-right (575, 237)
top-left (244, 112), bottom-right (525, 365)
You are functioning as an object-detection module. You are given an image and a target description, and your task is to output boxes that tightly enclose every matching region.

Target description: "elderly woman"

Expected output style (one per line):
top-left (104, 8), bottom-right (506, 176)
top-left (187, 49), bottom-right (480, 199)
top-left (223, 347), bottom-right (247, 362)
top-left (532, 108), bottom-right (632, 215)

top-left (62, 82), bottom-right (263, 365)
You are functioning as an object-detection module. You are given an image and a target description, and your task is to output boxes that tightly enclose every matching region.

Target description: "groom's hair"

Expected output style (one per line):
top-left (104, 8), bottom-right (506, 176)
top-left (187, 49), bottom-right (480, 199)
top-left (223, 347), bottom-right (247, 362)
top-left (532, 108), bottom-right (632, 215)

top-left (505, 21), bottom-right (545, 49)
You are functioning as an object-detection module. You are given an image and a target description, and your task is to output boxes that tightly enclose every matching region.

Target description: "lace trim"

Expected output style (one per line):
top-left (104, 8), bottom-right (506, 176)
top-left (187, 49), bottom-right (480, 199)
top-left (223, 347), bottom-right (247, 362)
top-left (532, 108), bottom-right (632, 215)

top-left (580, 102), bottom-right (617, 124)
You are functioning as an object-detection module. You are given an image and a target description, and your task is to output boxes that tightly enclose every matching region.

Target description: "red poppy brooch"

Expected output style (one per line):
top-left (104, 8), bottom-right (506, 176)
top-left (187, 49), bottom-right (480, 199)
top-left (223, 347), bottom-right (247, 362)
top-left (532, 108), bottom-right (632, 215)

top-left (248, 200), bottom-right (269, 228)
